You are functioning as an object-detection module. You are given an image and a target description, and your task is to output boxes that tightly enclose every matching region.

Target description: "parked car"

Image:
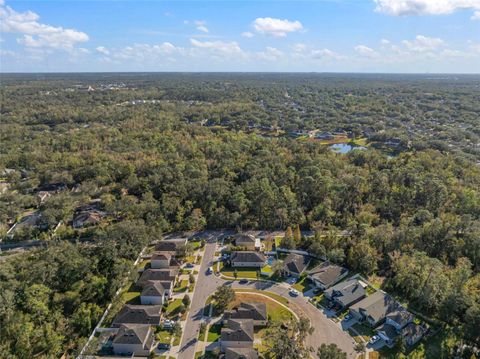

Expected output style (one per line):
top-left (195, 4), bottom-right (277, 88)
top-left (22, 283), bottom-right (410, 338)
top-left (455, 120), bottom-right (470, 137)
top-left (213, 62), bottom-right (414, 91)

top-left (158, 343), bottom-right (171, 350)
top-left (369, 335), bottom-right (380, 344)
top-left (206, 267), bottom-right (213, 275)
top-left (239, 279), bottom-right (248, 284)
top-left (344, 314), bottom-right (351, 321)
top-left (185, 263), bottom-right (194, 268)
top-left (288, 278), bottom-right (297, 285)
top-left (289, 289), bottom-right (299, 296)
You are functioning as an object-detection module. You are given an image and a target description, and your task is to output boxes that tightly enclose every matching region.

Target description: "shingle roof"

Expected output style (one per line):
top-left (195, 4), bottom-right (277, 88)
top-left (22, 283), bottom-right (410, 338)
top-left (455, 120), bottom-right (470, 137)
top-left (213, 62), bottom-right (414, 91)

top-left (141, 281), bottom-right (169, 297)
top-left (350, 291), bottom-right (400, 324)
top-left (138, 269), bottom-right (178, 286)
top-left (324, 279), bottom-right (366, 307)
top-left (225, 347), bottom-right (259, 359)
top-left (376, 323), bottom-right (398, 340)
top-left (224, 302), bottom-right (267, 322)
top-left (155, 238), bottom-right (186, 252)
top-left (221, 319), bottom-right (254, 343)
top-left (234, 234), bottom-right (256, 244)
top-left (283, 253), bottom-right (310, 275)
top-left (112, 304), bottom-right (162, 326)
top-left (231, 251), bottom-right (266, 263)
top-left (308, 262), bottom-right (348, 287)
top-left (386, 308), bottom-right (414, 328)
top-left (400, 322), bottom-right (427, 344)
top-left (113, 324), bottom-right (151, 345)
top-left (151, 251), bottom-right (173, 261)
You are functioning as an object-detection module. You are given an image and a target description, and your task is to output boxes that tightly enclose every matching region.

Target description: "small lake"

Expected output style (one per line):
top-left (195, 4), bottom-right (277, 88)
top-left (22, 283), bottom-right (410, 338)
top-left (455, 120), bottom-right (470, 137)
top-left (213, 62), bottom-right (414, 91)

top-left (330, 143), bottom-right (367, 154)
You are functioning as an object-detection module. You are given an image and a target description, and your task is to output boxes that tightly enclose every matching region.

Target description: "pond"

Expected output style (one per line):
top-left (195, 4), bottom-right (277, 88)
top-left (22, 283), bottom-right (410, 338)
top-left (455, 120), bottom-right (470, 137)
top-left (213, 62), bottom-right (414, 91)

top-left (330, 143), bottom-right (367, 154)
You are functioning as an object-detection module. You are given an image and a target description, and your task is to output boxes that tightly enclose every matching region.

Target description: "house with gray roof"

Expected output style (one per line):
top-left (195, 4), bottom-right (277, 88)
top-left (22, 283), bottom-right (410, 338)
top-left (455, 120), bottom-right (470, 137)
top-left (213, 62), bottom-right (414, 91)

top-left (221, 319), bottom-right (255, 350)
top-left (155, 237), bottom-right (187, 253)
top-left (112, 324), bottom-right (155, 356)
top-left (400, 322), bottom-right (427, 347)
top-left (385, 307), bottom-right (414, 331)
top-left (112, 304), bottom-right (162, 327)
top-left (230, 251), bottom-right (266, 268)
top-left (140, 281), bottom-right (172, 305)
top-left (137, 268), bottom-right (179, 287)
top-left (376, 323), bottom-right (399, 347)
top-left (151, 251), bottom-right (181, 269)
top-left (225, 347), bottom-right (259, 359)
top-left (281, 253), bottom-right (311, 277)
top-left (349, 291), bottom-right (400, 327)
top-left (307, 262), bottom-right (348, 290)
top-left (233, 233), bottom-right (257, 250)
top-left (224, 303), bottom-right (267, 326)
top-left (324, 278), bottom-right (367, 309)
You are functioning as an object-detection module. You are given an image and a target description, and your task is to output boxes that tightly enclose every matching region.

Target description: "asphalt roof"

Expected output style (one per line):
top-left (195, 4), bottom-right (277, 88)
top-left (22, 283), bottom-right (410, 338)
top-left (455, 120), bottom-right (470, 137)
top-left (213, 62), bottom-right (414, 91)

top-left (112, 304), bottom-right (162, 326)
top-left (221, 319), bottom-right (254, 343)
top-left (113, 324), bottom-right (151, 345)
top-left (141, 281), bottom-right (169, 297)
top-left (234, 233), bottom-right (256, 244)
top-left (350, 291), bottom-right (400, 324)
top-left (231, 251), bottom-right (266, 263)
top-left (308, 262), bottom-right (348, 287)
top-left (138, 268), bottom-right (178, 286)
top-left (225, 347), bottom-right (259, 359)
top-left (283, 253), bottom-right (310, 275)
top-left (224, 302), bottom-right (267, 322)
top-left (324, 278), bottom-right (366, 307)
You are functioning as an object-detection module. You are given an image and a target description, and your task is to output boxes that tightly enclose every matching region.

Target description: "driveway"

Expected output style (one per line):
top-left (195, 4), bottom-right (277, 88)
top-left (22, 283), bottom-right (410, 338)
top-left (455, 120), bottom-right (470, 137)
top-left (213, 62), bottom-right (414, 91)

top-left (229, 280), bottom-right (357, 359)
top-left (177, 230), bottom-right (357, 359)
top-left (176, 239), bottom-right (224, 359)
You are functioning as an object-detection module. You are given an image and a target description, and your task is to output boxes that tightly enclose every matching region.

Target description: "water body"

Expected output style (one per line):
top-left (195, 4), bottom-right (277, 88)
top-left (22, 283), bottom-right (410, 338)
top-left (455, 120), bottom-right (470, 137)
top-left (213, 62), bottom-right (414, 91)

top-left (330, 143), bottom-right (367, 153)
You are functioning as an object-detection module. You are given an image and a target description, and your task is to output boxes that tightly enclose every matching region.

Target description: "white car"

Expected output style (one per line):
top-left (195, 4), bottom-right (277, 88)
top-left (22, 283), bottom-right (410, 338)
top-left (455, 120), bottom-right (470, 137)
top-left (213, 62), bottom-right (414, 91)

top-left (288, 278), bottom-right (298, 285)
top-left (289, 289), bottom-right (299, 296)
top-left (369, 335), bottom-right (380, 344)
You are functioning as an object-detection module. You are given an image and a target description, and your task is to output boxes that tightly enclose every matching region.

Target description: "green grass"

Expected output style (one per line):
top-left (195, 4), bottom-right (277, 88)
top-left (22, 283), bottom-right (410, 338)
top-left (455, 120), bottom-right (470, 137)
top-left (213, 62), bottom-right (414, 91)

top-left (172, 329), bottom-right (182, 346)
top-left (122, 290), bottom-right (140, 304)
top-left (174, 279), bottom-right (189, 293)
top-left (292, 276), bottom-right (311, 293)
top-left (165, 299), bottom-right (183, 317)
top-left (220, 265), bottom-right (261, 279)
top-left (207, 323), bottom-right (222, 342)
top-left (156, 330), bottom-right (172, 344)
top-left (233, 289), bottom-right (289, 306)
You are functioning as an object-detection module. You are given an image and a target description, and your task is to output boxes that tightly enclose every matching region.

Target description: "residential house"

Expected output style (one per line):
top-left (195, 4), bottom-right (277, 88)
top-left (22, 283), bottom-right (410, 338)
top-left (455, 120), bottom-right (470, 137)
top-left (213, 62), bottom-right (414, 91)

top-left (400, 322), bottom-right (427, 347)
top-left (151, 251), bottom-right (180, 269)
top-left (155, 237), bottom-right (187, 253)
top-left (376, 323), bottom-right (399, 348)
top-left (221, 319), bottom-right (255, 350)
top-left (140, 281), bottom-right (172, 305)
top-left (281, 253), bottom-right (310, 277)
top-left (225, 347), bottom-right (259, 359)
top-left (349, 291), bottom-right (400, 327)
top-left (307, 262), bottom-right (348, 290)
top-left (223, 303), bottom-right (268, 326)
top-left (324, 278), bottom-right (367, 309)
top-left (112, 304), bottom-right (162, 327)
top-left (112, 324), bottom-right (155, 356)
top-left (230, 251), bottom-right (266, 268)
top-left (73, 210), bottom-right (105, 228)
top-left (233, 234), bottom-right (257, 251)
top-left (376, 307), bottom-right (415, 347)
top-left (137, 268), bottom-right (178, 287)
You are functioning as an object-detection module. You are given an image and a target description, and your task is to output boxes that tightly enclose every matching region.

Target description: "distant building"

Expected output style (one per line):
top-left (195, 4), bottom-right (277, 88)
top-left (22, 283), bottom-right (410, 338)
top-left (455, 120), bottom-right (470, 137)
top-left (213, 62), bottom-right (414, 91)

top-left (233, 233), bottom-right (257, 251)
top-left (155, 238), bottom-right (188, 253)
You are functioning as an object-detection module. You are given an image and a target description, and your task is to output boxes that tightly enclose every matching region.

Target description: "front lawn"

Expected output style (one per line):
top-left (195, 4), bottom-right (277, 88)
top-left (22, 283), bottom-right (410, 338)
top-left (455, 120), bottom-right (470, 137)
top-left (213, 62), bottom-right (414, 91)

top-left (234, 289), bottom-right (290, 306)
top-left (156, 330), bottom-right (172, 344)
top-left (292, 277), bottom-right (311, 293)
top-left (165, 298), bottom-right (183, 317)
top-left (207, 323), bottom-right (222, 342)
top-left (174, 279), bottom-right (189, 293)
top-left (220, 265), bottom-right (260, 279)
top-left (122, 290), bottom-right (140, 304)
top-left (230, 292), bottom-right (293, 323)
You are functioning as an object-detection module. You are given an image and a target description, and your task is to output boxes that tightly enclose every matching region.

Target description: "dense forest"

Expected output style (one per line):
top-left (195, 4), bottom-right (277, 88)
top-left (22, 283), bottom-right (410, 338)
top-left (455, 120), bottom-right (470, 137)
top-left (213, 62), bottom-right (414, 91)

top-left (0, 73), bottom-right (479, 358)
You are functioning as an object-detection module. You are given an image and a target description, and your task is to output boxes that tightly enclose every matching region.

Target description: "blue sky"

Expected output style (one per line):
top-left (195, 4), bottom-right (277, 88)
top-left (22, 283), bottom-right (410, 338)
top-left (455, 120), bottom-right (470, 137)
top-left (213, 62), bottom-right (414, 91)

top-left (1, 0), bottom-right (479, 72)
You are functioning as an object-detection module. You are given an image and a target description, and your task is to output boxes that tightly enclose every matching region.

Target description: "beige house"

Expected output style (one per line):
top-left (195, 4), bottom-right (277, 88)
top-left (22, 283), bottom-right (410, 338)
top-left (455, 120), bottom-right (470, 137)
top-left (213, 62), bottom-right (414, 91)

top-left (140, 281), bottom-right (172, 305)
top-left (223, 302), bottom-right (267, 326)
top-left (230, 251), bottom-right (266, 268)
top-left (221, 319), bottom-right (254, 350)
top-left (233, 234), bottom-right (257, 250)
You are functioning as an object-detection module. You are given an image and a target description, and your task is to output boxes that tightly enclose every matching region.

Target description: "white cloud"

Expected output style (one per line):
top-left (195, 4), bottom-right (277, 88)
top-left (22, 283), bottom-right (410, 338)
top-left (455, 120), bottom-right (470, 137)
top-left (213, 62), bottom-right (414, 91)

top-left (190, 38), bottom-right (243, 56)
top-left (354, 45), bottom-right (379, 57)
top-left (472, 10), bottom-right (480, 18)
top-left (0, 1), bottom-right (88, 50)
top-left (374, 0), bottom-right (480, 18)
top-left (256, 46), bottom-right (283, 61)
top-left (402, 35), bottom-right (444, 52)
top-left (113, 42), bottom-right (185, 62)
top-left (291, 43), bottom-right (307, 52)
top-left (252, 17), bottom-right (303, 37)
top-left (381, 38), bottom-right (390, 45)
top-left (311, 48), bottom-right (346, 60)
top-left (96, 46), bottom-right (110, 55)
top-left (194, 20), bottom-right (209, 33)
top-left (241, 31), bottom-right (254, 38)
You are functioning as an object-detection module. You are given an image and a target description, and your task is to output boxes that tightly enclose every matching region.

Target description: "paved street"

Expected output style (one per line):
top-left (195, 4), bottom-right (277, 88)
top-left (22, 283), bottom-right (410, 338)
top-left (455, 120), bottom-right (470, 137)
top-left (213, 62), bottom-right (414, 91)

top-left (176, 237), bottom-right (224, 359)
top-left (176, 231), bottom-right (357, 359)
